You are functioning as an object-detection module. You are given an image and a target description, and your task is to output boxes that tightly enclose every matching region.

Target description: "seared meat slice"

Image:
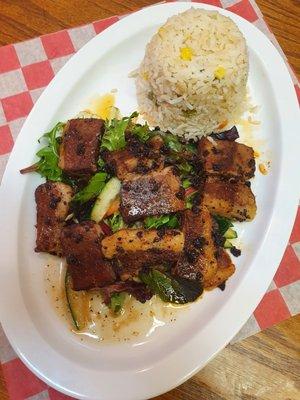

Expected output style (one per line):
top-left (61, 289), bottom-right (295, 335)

top-left (102, 228), bottom-right (184, 258)
top-left (103, 135), bottom-right (164, 180)
top-left (103, 149), bottom-right (162, 180)
top-left (102, 228), bottom-right (184, 280)
top-left (202, 176), bottom-right (257, 221)
top-left (61, 221), bottom-right (116, 290)
top-left (120, 167), bottom-right (185, 223)
top-left (58, 118), bottom-right (104, 177)
top-left (35, 181), bottom-right (73, 255)
top-left (205, 249), bottom-right (235, 289)
top-left (198, 137), bottom-right (255, 180)
top-left (172, 207), bottom-right (218, 284)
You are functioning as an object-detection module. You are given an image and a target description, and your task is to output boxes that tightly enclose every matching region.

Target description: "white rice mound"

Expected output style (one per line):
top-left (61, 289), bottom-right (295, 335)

top-left (135, 8), bottom-right (249, 139)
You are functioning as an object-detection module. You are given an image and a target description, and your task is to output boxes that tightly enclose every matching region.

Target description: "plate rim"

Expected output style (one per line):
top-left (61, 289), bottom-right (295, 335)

top-left (0, 2), bottom-right (299, 400)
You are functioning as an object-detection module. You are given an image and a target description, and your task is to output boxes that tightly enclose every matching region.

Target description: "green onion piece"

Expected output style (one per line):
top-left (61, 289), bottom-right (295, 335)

top-left (110, 292), bottom-right (126, 314)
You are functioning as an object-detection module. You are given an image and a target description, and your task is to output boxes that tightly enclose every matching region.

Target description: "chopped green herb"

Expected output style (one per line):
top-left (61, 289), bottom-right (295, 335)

top-left (110, 292), bottom-right (126, 314)
top-left (72, 172), bottom-right (107, 204)
top-left (185, 142), bottom-right (197, 154)
top-left (106, 212), bottom-right (125, 233)
top-left (101, 112), bottom-right (138, 151)
top-left (182, 179), bottom-right (192, 189)
top-left (97, 157), bottom-right (106, 170)
top-left (144, 214), bottom-right (179, 229)
top-left (185, 190), bottom-right (197, 209)
top-left (140, 269), bottom-right (202, 304)
top-left (163, 133), bottom-right (183, 152)
top-left (182, 109), bottom-right (197, 117)
top-left (178, 160), bottom-right (193, 175)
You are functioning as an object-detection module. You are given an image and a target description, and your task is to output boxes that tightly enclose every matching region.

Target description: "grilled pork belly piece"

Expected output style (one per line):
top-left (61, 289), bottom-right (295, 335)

top-left (102, 228), bottom-right (184, 280)
top-left (120, 167), bottom-right (185, 223)
top-left (102, 135), bottom-right (164, 180)
top-left (172, 207), bottom-right (218, 284)
top-left (198, 137), bottom-right (255, 180)
top-left (35, 181), bottom-right (73, 255)
top-left (61, 221), bottom-right (116, 291)
top-left (202, 176), bottom-right (257, 221)
top-left (58, 118), bottom-right (104, 177)
top-left (205, 248), bottom-right (235, 289)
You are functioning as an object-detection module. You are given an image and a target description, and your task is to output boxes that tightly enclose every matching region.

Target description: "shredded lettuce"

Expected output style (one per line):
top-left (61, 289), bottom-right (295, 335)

top-left (35, 122), bottom-right (65, 181)
top-left (144, 214), bottom-right (179, 229)
top-left (105, 212), bottom-right (125, 233)
top-left (131, 123), bottom-right (152, 142)
top-left (101, 112), bottom-right (138, 151)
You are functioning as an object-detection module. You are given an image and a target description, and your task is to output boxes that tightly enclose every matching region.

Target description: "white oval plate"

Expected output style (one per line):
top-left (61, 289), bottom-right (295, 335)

top-left (0, 2), bottom-right (299, 400)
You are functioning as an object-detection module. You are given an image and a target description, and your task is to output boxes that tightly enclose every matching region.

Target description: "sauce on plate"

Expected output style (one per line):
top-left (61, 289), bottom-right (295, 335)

top-left (88, 93), bottom-right (117, 120)
top-left (44, 258), bottom-right (185, 343)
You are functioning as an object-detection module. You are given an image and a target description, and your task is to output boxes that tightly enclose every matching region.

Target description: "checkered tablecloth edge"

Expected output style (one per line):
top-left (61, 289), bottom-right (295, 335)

top-left (0, 0), bottom-right (299, 399)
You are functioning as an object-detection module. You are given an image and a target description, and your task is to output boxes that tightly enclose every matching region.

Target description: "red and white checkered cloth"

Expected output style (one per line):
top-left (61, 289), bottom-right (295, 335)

top-left (0, 0), bottom-right (299, 398)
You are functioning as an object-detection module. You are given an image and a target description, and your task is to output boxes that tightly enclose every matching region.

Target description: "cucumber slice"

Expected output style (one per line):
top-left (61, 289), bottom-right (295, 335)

top-left (224, 228), bottom-right (237, 239)
top-left (65, 272), bottom-right (88, 330)
top-left (224, 239), bottom-right (233, 249)
top-left (91, 177), bottom-right (121, 223)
